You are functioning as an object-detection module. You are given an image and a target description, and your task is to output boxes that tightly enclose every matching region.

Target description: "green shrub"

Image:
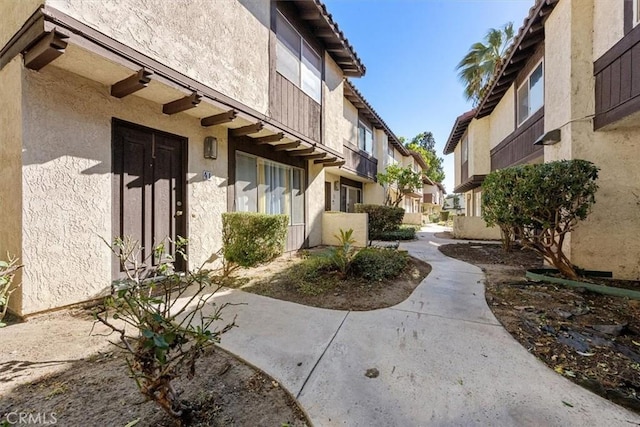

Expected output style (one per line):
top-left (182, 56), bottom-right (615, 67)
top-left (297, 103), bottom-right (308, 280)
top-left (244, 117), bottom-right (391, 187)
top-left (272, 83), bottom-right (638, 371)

top-left (222, 212), bottom-right (288, 268)
top-left (428, 213), bottom-right (440, 223)
top-left (482, 159), bottom-right (599, 279)
top-left (375, 228), bottom-right (416, 241)
top-left (439, 211), bottom-right (450, 221)
top-left (351, 248), bottom-right (408, 281)
top-left (355, 204), bottom-right (405, 239)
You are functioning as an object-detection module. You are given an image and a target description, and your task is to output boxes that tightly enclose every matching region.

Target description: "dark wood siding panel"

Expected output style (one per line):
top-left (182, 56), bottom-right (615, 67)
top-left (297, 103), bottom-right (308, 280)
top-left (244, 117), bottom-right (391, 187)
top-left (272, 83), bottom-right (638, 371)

top-left (271, 73), bottom-right (321, 142)
top-left (490, 109), bottom-right (544, 170)
top-left (594, 23), bottom-right (640, 128)
top-left (343, 142), bottom-right (378, 181)
top-left (424, 193), bottom-right (434, 204)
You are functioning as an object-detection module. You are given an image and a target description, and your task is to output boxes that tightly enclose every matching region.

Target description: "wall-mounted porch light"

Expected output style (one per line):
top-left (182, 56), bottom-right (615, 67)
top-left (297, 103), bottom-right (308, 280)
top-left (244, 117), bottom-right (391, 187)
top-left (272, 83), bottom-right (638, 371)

top-left (533, 128), bottom-right (561, 146)
top-left (204, 136), bottom-right (217, 159)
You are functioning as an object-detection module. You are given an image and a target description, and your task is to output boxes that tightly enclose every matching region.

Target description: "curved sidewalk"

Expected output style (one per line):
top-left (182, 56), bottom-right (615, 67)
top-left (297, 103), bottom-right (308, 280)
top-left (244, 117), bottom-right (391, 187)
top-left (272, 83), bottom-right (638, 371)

top-left (207, 225), bottom-right (640, 426)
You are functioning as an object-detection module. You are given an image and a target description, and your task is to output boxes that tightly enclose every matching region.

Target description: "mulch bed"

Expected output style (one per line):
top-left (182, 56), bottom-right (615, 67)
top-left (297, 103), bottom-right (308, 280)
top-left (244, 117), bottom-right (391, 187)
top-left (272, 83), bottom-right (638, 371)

top-left (439, 242), bottom-right (640, 413)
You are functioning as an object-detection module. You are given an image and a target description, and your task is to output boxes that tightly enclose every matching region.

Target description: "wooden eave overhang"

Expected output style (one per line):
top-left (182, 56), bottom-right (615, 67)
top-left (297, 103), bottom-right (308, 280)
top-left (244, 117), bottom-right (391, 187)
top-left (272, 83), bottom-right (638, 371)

top-left (291, 0), bottom-right (365, 77)
top-left (443, 110), bottom-right (475, 155)
top-left (0, 5), bottom-right (343, 164)
top-left (475, 0), bottom-right (558, 119)
top-left (343, 79), bottom-right (410, 156)
top-left (453, 175), bottom-right (486, 194)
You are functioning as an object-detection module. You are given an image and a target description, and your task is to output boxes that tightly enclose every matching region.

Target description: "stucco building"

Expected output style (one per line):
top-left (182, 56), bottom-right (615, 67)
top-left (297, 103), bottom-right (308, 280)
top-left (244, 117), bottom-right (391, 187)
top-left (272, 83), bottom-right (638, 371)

top-left (444, 0), bottom-right (640, 279)
top-left (0, 0), bottom-right (438, 316)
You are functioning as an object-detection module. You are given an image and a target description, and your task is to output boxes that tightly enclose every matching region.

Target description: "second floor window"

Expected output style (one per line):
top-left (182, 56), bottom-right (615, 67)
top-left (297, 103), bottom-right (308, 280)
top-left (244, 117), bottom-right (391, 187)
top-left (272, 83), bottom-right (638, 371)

top-left (387, 142), bottom-right (396, 165)
top-left (276, 11), bottom-right (322, 103)
top-left (517, 61), bottom-right (544, 125)
top-left (461, 135), bottom-right (468, 163)
top-left (358, 121), bottom-right (373, 154)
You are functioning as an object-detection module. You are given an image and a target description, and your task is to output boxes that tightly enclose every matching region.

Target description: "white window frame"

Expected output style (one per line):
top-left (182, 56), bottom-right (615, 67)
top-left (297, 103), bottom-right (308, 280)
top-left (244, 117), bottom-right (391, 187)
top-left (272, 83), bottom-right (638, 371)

top-left (461, 135), bottom-right (468, 163)
top-left (276, 11), bottom-right (322, 103)
top-left (635, 0), bottom-right (640, 26)
top-left (358, 120), bottom-right (374, 155)
top-left (235, 151), bottom-right (305, 225)
top-left (517, 59), bottom-right (544, 126)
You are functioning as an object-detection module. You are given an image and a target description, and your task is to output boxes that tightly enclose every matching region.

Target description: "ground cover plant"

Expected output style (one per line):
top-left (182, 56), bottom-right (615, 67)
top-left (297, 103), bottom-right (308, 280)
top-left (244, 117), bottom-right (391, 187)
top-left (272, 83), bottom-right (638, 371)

top-left (0, 256), bottom-right (20, 327)
top-left (229, 229), bottom-right (430, 311)
top-left (440, 242), bottom-right (640, 413)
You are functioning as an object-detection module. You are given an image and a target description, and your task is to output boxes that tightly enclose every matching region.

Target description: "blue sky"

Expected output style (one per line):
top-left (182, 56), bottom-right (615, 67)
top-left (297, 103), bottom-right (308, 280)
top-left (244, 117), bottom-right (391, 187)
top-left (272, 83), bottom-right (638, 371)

top-left (323, 0), bottom-right (534, 193)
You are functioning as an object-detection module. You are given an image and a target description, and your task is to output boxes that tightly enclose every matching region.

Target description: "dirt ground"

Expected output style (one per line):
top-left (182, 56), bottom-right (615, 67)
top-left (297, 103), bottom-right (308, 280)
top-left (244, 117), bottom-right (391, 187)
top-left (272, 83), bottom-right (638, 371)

top-left (439, 242), bottom-right (640, 413)
top-left (231, 252), bottom-right (431, 311)
top-left (0, 307), bottom-right (308, 426)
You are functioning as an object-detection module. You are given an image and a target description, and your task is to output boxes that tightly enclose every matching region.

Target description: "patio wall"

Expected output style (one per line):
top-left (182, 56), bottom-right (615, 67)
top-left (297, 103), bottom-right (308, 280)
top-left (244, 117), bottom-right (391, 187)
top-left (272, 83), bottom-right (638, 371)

top-left (322, 212), bottom-right (368, 247)
top-left (453, 216), bottom-right (501, 240)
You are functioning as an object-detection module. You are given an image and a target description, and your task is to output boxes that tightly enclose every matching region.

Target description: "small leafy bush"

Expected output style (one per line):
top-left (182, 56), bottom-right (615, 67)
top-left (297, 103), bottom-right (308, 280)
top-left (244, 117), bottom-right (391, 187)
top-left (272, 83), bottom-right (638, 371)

top-left (482, 159), bottom-right (599, 279)
top-left (222, 212), bottom-right (288, 268)
top-left (355, 204), bottom-right (405, 239)
top-left (351, 248), bottom-right (408, 281)
top-left (327, 229), bottom-right (356, 277)
top-left (439, 211), bottom-right (450, 221)
top-left (96, 237), bottom-right (235, 424)
top-left (375, 228), bottom-right (416, 241)
top-left (0, 256), bottom-right (21, 327)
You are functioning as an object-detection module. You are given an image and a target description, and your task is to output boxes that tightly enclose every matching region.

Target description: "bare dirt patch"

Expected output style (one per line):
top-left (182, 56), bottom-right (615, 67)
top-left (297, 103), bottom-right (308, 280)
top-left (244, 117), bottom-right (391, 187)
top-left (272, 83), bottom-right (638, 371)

top-left (0, 309), bottom-right (308, 426)
top-left (439, 243), bottom-right (640, 413)
top-left (231, 251), bottom-right (431, 311)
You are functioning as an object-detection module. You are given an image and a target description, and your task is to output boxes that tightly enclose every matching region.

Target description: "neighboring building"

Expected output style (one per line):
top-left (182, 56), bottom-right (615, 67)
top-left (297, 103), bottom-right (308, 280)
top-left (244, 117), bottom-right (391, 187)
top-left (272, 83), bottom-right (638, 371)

top-left (324, 79), bottom-right (410, 213)
top-left (444, 0), bottom-right (640, 279)
top-left (0, 0), bottom-right (421, 316)
top-left (422, 176), bottom-right (446, 215)
top-left (442, 194), bottom-right (464, 216)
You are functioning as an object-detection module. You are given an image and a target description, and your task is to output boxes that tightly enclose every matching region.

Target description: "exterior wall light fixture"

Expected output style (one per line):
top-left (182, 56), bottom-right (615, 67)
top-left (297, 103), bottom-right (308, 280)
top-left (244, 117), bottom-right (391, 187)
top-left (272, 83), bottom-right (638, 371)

top-left (204, 136), bottom-right (217, 159)
top-left (534, 128), bottom-right (561, 146)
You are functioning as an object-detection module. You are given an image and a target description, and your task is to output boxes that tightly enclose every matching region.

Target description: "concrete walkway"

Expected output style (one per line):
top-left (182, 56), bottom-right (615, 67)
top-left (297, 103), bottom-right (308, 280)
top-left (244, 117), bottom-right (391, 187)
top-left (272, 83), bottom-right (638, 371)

top-left (206, 225), bottom-right (640, 426)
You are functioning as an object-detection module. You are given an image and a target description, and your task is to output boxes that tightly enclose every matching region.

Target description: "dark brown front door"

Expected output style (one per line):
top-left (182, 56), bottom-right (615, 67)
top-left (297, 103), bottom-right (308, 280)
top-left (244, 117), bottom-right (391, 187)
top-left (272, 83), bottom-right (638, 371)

top-left (112, 120), bottom-right (187, 279)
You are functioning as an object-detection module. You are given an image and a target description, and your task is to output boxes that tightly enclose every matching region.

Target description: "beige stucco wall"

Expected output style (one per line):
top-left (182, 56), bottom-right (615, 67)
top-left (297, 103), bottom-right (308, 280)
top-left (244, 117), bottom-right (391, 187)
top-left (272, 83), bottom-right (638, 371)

top-left (593, 0), bottom-right (625, 60)
top-left (544, 0), bottom-right (640, 280)
top-left (467, 116), bottom-right (491, 175)
top-left (488, 86), bottom-right (515, 149)
top-left (307, 163), bottom-right (325, 247)
top-left (47, 0), bottom-right (271, 114)
top-left (0, 57), bottom-right (24, 313)
top-left (454, 143), bottom-right (461, 187)
top-left (453, 216), bottom-right (501, 240)
top-left (363, 181), bottom-right (384, 206)
top-left (323, 54), bottom-right (345, 152)
top-left (342, 97), bottom-right (359, 146)
top-left (403, 212), bottom-right (422, 225)
top-left (322, 212), bottom-right (368, 247)
top-left (19, 64), bottom-right (228, 315)
top-left (0, 0), bottom-right (42, 49)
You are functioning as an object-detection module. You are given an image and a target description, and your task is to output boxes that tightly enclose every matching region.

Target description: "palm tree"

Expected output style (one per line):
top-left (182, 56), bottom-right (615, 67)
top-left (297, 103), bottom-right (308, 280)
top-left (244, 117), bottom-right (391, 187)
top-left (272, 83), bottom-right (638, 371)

top-left (456, 22), bottom-right (515, 106)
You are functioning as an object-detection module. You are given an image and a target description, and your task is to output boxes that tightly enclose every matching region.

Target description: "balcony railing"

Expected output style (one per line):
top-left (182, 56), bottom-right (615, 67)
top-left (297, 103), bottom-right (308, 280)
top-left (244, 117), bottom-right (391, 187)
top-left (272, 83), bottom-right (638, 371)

top-left (343, 140), bottom-right (378, 181)
top-left (490, 107), bottom-right (544, 170)
top-left (594, 24), bottom-right (640, 129)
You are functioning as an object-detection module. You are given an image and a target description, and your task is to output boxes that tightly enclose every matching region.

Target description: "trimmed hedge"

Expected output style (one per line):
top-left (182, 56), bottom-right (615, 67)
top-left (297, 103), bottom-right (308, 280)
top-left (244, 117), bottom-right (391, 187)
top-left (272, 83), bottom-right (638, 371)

top-left (374, 228), bottom-right (416, 241)
top-left (354, 204), bottom-right (405, 239)
top-left (222, 212), bottom-right (288, 267)
top-left (351, 248), bottom-right (408, 281)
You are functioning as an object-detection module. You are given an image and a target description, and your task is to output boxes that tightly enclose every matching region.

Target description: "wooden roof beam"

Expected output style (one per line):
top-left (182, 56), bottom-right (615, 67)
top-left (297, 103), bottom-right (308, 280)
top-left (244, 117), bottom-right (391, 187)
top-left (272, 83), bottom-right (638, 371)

top-left (110, 68), bottom-right (152, 98)
top-left (230, 122), bottom-right (264, 137)
top-left (288, 147), bottom-right (315, 156)
top-left (321, 161), bottom-right (346, 168)
top-left (519, 34), bottom-right (543, 51)
top-left (24, 30), bottom-right (68, 71)
top-left (163, 92), bottom-right (201, 115)
top-left (254, 133), bottom-right (285, 145)
top-left (314, 157), bottom-right (338, 164)
top-left (299, 153), bottom-right (327, 160)
top-left (201, 109), bottom-right (237, 127)
top-left (273, 141), bottom-right (301, 151)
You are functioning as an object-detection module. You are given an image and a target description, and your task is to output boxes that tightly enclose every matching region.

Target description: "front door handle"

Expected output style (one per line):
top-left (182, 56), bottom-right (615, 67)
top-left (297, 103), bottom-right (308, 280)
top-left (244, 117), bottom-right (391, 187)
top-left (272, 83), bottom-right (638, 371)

top-left (175, 210), bottom-right (183, 217)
